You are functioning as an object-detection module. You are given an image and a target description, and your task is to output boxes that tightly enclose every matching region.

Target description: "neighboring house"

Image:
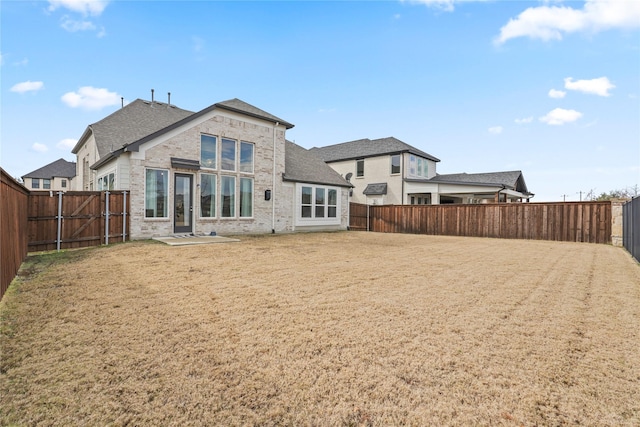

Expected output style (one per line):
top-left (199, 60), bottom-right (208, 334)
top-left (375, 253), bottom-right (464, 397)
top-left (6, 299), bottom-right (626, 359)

top-left (311, 137), bottom-right (532, 205)
top-left (21, 158), bottom-right (76, 191)
top-left (71, 97), bottom-right (351, 239)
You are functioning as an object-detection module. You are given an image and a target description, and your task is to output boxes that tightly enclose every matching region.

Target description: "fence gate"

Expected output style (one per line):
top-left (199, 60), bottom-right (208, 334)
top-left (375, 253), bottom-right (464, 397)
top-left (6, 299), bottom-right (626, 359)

top-left (28, 191), bottom-right (129, 252)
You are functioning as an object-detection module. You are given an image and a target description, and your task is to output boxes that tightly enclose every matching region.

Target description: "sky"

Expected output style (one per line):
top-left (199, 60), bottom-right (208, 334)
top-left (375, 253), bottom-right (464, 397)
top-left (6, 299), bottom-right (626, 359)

top-left (1, 0), bottom-right (638, 202)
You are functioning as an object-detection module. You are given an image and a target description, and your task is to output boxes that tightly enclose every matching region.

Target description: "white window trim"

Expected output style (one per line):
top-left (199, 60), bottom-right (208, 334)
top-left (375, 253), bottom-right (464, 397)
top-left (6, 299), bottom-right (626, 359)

top-left (295, 183), bottom-right (341, 226)
top-left (144, 167), bottom-right (170, 220)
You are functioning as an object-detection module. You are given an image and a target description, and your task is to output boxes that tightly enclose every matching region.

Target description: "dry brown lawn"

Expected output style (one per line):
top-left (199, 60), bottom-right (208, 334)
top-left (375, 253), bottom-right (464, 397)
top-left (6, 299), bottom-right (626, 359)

top-left (1, 232), bottom-right (639, 426)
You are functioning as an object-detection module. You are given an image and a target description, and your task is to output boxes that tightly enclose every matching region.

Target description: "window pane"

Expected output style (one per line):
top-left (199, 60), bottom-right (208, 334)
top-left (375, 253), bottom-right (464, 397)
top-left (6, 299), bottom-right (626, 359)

top-left (43, 179), bottom-right (51, 189)
top-left (240, 142), bottom-right (254, 173)
top-left (221, 176), bottom-right (235, 217)
top-left (240, 178), bottom-right (253, 217)
top-left (302, 186), bottom-right (312, 205)
top-left (32, 178), bottom-right (39, 189)
top-left (328, 189), bottom-right (337, 205)
top-left (315, 188), bottom-right (325, 205)
top-left (356, 159), bottom-right (364, 177)
top-left (61, 179), bottom-right (67, 188)
top-left (145, 169), bottom-right (168, 217)
top-left (221, 138), bottom-right (236, 171)
top-left (315, 206), bottom-right (325, 218)
top-left (409, 155), bottom-right (416, 176)
top-left (417, 158), bottom-right (423, 177)
top-left (200, 174), bottom-right (216, 217)
top-left (302, 206), bottom-right (312, 217)
top-left (328, 206), bottom-right (337, 218)
top-left (108, 173), bottom-right (115, 190)
top-left (391, 155), bottom-right (401, 174)
top-left (201, 135), bottom-right (217, 169)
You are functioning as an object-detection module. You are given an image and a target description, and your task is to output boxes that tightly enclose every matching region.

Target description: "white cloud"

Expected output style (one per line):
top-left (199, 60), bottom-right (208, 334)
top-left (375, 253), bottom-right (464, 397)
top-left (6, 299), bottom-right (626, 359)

top-left (403, 0), bottom-right (487, 12)
top-left (61, 86), bottom-right (121, 110)
top-left (61, 16), bottom-right (96, 32)
top-left (488, 126), bottom-right (503, 134)
top-left (495, 0), bottom-right (640, 44)
top-left (539, 108), bottom-right (583, 125)
top-left (515, 116), bottom-right (534, 124)
top-left (32, 143), bottom-right (49, 153)
top-left (548, 89), bottom-right (566, 98)
top-left (48, 0), bottom-right (109, 16)
top-left (57, 138), bottom-right (77, 150)
top-left (10, 81), bottom-right (44, 93)
top-left (13, 58), bottom-right (29, 66)
top-left (564, 76), bottom-right (615, 97)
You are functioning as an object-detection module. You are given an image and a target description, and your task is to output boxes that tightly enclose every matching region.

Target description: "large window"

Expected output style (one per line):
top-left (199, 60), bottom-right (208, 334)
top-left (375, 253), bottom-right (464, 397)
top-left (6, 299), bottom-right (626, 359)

top-left (299, 185), bottom-right (340, 224)
top-left (98, 172), bottom-right (115, 191)
top-left (391, 155), bottom-right (401, 175)
top-left (240, 142), bottom-right (254, 173)
top-left (356, 159), bottom-right (364, 177)
top-left (221, 176), bottom-right (235, 217)
top-left (239, 178), bottom-right (253, 217)
top-left (200, 174), bottom-right (216, 217)
top-left (145, 169), bottom-right (168, 218)
top-left (32, 178), bottom-right (40, 189)
top-left (201, 135), bottom-right (217, 169)
top-left (221, 138), bottom-right (236, 171)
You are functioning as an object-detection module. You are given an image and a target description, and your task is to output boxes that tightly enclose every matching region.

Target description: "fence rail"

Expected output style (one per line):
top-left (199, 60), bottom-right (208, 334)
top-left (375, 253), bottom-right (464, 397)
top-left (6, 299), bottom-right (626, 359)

top-left (623, 197), bottom-right (639, 262)
top-left (350, 202), bottom-right (612, 244)
top-left (1, 169), bottom-right (29, 301)
top-left (28, 191), bottom-right (130, 252)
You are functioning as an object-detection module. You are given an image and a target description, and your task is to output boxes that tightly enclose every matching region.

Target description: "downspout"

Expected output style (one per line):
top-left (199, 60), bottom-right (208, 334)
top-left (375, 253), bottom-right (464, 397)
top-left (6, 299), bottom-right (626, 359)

top-left (401, 152), bottom-right (405, 205)
top-left (272, 122), bottom-right (280, 234)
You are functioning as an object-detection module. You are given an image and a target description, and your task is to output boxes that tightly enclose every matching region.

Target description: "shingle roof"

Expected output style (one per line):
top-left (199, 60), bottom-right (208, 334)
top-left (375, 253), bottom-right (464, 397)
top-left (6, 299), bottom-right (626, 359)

top-left (363, 183), bottom-right (388, 195)
top-left (72, 99), bottom-right (194, 158)
top-left (215, 98), bottom-right (294, 129)
top-left (22, 158), bottom-right (76, 179)
top-left (310, 137), bottom-right (440, 163)
top-left (88, 98), bottom-right (295, 170)
top-left (429, 170), bottom-right (530, 193)
top-left (283, 140), bottom-right (352, 188)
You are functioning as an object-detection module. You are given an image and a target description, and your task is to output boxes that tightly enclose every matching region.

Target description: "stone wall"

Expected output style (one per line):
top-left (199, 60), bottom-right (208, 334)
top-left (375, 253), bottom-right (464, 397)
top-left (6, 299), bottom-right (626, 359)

top-left (611, 199), bottom-right (625, 247)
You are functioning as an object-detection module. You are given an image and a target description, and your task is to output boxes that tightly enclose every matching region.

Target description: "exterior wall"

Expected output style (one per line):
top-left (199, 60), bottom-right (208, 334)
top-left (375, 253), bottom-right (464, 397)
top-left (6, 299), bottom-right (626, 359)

top-left (25, 176), bottom-right (72, 192)
top-left (611, 200), bottom-right (624, 247)
top-left (74, 133), bottom-right (100, 190)
top-left (327, 155), bottom-right (404, 205)
top-left (127, 110), bottom-right (288, 239)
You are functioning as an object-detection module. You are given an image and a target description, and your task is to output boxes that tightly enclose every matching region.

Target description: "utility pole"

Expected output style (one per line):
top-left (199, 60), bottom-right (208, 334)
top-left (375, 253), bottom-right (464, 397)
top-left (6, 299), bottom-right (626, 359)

top-left (561, 194), bottom-right (569, 202)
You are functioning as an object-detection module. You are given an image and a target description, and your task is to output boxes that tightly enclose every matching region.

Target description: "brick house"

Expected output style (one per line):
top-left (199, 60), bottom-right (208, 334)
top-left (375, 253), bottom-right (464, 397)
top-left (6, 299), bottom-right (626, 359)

top-left (71, 98), bottom-right (351, 239)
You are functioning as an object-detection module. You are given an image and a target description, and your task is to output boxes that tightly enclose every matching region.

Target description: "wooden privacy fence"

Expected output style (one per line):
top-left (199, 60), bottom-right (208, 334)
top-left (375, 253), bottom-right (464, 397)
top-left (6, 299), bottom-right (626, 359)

top-left (1, 169), bottom-right (29, 301)
top-left (350, 202), bottom-right (612, 244)
top-left (623, 197), bottom-right (639, 262)
top-left (28, 191), bottom-right (130, 252)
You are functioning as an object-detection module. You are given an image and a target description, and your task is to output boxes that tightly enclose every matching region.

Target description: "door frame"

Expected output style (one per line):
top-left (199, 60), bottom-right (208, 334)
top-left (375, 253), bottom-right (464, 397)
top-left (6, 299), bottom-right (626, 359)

top-left (174, 173), bottom-right (194, 234)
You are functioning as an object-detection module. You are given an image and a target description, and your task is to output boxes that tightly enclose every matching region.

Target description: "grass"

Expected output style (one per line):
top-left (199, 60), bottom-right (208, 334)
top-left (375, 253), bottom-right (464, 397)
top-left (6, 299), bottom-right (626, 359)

top-left (1, 232), bottom-right (639, 426)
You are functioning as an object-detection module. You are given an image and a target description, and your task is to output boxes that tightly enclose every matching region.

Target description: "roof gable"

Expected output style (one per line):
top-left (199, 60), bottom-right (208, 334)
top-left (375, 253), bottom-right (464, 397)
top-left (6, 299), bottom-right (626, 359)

top-left (22, 158), bottom-right (76, 179)
top-left (215, 98), bottom-right (294, 129)
top-left (310, 137), bottom-right (440, 163)
top-left (284, 140), bottom-right (351, 188)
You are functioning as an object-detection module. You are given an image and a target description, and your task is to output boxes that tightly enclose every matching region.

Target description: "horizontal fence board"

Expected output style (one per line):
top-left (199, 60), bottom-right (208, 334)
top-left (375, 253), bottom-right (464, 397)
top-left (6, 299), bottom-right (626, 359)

top-left (350, 202), bottom-right (612, 244)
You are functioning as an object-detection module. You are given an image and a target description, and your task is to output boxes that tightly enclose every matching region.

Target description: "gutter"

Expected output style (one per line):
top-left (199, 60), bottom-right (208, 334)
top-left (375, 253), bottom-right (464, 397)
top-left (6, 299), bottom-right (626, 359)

top-left (272, 122), bottom-right (279, 234)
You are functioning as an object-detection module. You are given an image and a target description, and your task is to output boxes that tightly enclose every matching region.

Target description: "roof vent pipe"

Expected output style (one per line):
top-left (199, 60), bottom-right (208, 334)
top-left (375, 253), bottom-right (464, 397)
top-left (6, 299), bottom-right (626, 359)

top-left (151, 89), bottom-right (154, 103)
top-left (168, 92), bottom-right (171, 107)
top-left (121, 97), bottom-right (124, 108)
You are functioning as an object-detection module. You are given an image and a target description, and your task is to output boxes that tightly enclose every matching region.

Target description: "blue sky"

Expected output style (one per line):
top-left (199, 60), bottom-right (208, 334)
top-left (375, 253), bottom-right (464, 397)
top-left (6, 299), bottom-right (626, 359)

top-left (1, 0), bottom-right (638, 201)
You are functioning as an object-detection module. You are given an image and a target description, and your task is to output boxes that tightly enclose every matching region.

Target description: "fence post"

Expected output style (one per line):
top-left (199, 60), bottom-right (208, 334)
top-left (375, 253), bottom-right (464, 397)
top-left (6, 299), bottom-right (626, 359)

top-left (122, 191), bottom-right (127, 242)
top-left (56, 191), bottom-right (63, 252)
top-left (105, 191), bottom-right (110, 246)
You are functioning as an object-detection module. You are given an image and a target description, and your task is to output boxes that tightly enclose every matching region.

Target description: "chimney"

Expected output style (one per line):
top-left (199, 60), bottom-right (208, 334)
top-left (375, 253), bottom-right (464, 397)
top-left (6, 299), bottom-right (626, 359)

top-left (168, 92), bottom-right (171, 107)
top-left (151, 88), bottom-right (155, 103)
